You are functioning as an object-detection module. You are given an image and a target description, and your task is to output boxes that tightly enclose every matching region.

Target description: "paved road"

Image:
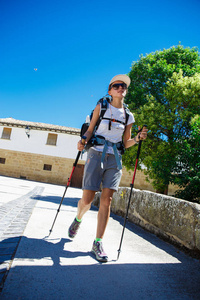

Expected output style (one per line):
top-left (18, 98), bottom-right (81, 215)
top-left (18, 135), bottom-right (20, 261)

top-left (0, 175), bottom-right (200, 299)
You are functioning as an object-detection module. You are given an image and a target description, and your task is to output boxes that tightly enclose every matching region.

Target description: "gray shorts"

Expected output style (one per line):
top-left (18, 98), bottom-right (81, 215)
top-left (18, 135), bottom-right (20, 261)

top-left (82, 148), bottom-right (122, 191)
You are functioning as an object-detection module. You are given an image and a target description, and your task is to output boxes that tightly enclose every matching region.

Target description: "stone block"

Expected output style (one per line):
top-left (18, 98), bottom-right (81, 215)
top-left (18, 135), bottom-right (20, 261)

top-left (94, 187), bottom-right (200, 255)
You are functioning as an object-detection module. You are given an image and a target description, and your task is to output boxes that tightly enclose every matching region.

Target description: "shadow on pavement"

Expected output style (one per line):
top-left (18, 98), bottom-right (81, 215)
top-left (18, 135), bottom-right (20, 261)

top-left (1, 236), bottom-right (91, 265)
top-left (32, 194), bottom-right (197, 263)
top-left (0, 235), bottom-right (200, 299)
top-left (0, 192), bottom-right (194, 299)
top-left (31, 194), bottom-right (99, 212)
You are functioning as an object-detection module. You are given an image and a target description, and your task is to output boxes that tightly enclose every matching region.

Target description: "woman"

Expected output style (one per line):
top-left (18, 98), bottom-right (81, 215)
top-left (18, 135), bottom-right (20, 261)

top-left (68, 74), bottom-right (148, 262)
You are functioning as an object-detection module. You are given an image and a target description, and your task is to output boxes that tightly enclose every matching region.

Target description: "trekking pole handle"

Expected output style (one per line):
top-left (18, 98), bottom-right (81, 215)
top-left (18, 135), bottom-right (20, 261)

top-left (136, 125), bottom-right (147, 155)
top-left (81, 136), bottom-right (87, 145)
top-left (73, 137), bottom-right (86, 167)
top-left (137, 124), bottom-right (148, 137)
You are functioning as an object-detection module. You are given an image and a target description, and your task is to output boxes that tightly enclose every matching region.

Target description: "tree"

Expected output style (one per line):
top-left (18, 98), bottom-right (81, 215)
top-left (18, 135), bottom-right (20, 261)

top-left (173, 115), bottom-right (200, 203)
top-left (123, 45), bottom-right (200, 198)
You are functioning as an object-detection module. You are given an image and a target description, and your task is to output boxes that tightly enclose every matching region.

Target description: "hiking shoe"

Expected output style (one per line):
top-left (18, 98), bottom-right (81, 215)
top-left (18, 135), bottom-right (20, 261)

top-left (68, 218), bottom-right (81, 238)
top-left (91, 240), bottom-right (108, 262)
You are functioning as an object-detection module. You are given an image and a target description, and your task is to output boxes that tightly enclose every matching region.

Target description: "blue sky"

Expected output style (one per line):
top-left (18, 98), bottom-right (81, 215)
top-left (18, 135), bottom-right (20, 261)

top-left (1, 0), bottom-right (200, 129)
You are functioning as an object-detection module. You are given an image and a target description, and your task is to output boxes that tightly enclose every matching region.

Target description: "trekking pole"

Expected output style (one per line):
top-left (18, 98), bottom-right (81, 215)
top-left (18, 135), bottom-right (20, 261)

top-left (48, 137), bottom-right (86, 236)
top-left (117, 125), bottom-right (147, 260)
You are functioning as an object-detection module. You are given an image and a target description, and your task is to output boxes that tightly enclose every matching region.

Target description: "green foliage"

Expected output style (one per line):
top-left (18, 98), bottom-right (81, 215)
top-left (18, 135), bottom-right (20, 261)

top-left (173, 115), bottom-right (200, 203)
top-left (123, 45), bottom-right (200, 199)
top-left (164, 71), bottom-right (200, 138)
top-left (126, 45), bottom-right (200, 112)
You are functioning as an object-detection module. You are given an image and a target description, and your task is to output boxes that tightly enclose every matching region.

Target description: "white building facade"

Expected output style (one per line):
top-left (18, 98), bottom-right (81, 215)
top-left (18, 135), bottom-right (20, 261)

top-left (0, 118), bottom-right (86, 187)
top-left (0, 117), bottom-right (177, 194)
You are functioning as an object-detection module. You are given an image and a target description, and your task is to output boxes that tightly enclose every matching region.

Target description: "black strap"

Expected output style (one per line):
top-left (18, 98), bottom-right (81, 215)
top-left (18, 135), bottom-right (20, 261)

top-left (95, 98), bottom-right (109, 130)
top-left (94, 98), bottom-right (130, 132)
top-left (124, 107), bottom-right (130, 125)
top-left (101, 117), bottom-right (126, 125)
top-left (101, 105), bottom-right (130, 131)
top-left (94, 135), bottom-right (125, 154)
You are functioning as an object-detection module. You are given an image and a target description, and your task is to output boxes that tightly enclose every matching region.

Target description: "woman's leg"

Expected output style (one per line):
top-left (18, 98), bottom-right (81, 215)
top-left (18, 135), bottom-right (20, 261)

top-left (77, 189), bottom-right (96, 220)
top-left (68, 189), bottom-right (96, 238)
top-left (96, 188), bottom-right (114, 239)
top-left (91, 188), bottom-right (114, 262)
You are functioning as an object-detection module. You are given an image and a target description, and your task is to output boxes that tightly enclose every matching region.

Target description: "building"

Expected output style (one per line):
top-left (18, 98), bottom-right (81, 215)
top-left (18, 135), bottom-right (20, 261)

top-left (0, 117), bottom-right (178, 195)
top-left (0, 118), bottom-right (86, 187)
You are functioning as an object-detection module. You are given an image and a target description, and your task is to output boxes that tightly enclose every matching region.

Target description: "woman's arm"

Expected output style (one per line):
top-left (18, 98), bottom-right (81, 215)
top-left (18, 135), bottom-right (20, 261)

top-left (123, 124), bottom-right (148, 149)
top-left (78, 104), bottom-right (100, 151)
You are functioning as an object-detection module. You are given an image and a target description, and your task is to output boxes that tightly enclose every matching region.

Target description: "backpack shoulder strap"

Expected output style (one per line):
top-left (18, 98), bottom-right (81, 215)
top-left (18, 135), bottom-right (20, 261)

top-left (95, 97), bottom-right (109, 130)
top-left (123, 104), bottom-right (130, 126)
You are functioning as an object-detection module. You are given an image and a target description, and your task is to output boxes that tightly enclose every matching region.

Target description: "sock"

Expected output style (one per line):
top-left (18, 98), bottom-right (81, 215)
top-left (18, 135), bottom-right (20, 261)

top-left (95, 238), bottom-right (102, 243)
top-left (76, 216), bottom-right (82, 223)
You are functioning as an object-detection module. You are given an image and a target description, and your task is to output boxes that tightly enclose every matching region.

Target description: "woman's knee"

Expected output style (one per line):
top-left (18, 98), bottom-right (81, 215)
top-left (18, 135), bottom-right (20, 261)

top-left (81, 190), bottom-right (96, 206)
top-left (100, 197), bottom-right (112, 208)
top-left (79, 197), bottom-right (92, 207)
top-left (100, 189), bottom-right (114, 207)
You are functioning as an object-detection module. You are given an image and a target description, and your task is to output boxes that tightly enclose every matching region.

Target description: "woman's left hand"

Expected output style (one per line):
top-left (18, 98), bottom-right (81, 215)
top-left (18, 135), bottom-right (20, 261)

top-left (137, 126), bottom-right (148, 141)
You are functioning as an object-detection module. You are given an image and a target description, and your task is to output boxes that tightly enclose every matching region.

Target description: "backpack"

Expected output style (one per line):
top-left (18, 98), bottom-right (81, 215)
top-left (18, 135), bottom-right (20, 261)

top-left (80, 96), bottom-right (131, 153)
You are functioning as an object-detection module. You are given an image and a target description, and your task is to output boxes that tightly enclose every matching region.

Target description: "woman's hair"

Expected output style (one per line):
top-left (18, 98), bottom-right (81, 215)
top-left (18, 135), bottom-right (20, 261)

top-left (108, 84), bottom-right (112, 91)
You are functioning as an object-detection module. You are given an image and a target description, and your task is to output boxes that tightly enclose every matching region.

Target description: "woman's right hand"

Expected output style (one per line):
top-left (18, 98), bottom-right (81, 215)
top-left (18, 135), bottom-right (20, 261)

top-left (77, 139), bottom-right (86, 151)
top-left (77, 104), bottom-right (100, 151)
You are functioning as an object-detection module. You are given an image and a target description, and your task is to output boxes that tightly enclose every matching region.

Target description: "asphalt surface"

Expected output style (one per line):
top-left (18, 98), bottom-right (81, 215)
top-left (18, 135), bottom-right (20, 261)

top-left (0, 175), bottom-right (200, 300)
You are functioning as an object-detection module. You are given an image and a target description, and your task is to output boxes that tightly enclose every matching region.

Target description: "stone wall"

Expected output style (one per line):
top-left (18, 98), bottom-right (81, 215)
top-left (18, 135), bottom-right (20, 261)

top-left (0, 148), bottom-right (85, 185)
top-left (120, 167), bottom-right (179, 196)
top-left (93, 187), bottom-right (200, 256)
top-left (0, 149), bottom-right (179, 194)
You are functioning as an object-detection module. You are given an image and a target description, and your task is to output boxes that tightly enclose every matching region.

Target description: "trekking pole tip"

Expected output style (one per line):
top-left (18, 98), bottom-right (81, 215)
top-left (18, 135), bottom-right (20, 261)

top-left (43, 231), bottom-right (51, 239)
top-left (117, 249), bottom-right (121, 261)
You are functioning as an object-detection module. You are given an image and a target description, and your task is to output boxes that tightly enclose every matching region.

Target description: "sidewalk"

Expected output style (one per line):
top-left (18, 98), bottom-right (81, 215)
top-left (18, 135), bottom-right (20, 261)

top-left (0, 175), bottom-right (200, 299)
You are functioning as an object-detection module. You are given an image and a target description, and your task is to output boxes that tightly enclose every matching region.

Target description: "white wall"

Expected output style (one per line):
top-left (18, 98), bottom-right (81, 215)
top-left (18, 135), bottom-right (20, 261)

top-left (0, 126), bottom-right (87, 160)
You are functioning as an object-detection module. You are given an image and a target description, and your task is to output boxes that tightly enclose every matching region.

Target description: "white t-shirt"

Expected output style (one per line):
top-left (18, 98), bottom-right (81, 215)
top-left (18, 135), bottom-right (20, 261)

top-left (93, 103), bottom-right (135, 154)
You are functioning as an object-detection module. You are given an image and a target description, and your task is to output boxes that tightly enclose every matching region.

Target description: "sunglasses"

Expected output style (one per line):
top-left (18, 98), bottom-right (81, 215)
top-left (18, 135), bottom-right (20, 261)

top-left (111, 83), bottom-right (127, 90)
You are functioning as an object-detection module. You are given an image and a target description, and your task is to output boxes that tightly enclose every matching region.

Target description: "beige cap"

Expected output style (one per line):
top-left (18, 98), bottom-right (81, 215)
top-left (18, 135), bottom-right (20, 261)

top-left (109, 74), bottom-right (131, 87)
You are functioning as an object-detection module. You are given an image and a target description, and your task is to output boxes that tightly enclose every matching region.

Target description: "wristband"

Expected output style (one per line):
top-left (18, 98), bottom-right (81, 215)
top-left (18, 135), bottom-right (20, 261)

top-left (134, 136), bottom-right (139, 144)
